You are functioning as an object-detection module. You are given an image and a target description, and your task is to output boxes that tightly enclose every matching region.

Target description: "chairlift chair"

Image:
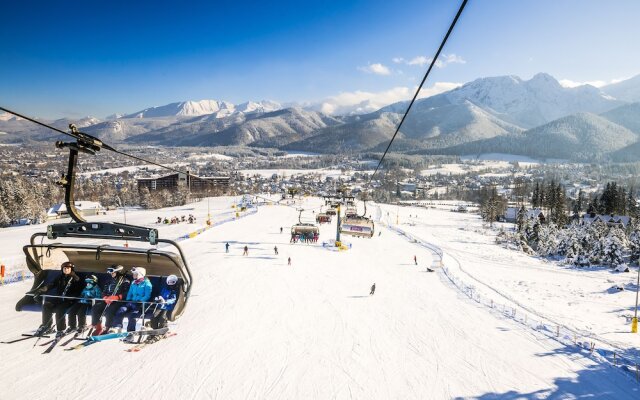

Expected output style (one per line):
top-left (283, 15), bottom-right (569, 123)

top-left (13, 122), bottom-right (193, 322)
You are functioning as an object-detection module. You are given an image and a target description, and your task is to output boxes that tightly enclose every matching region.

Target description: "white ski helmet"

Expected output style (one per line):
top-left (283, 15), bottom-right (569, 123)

top-left (166, 275), bottom-right (179, 286)
top-left (132, 267), bottom-right (146, 277)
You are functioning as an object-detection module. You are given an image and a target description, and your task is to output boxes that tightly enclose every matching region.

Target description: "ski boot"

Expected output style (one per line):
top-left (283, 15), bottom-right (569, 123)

top-left (123, 333), bottom-right (137, 343)
top-left (91, 323), bottom-right (103, 335)
top-left (34, 324), bottom-right (54, 337)
top-left (144, 334), bottom-right (161, 344)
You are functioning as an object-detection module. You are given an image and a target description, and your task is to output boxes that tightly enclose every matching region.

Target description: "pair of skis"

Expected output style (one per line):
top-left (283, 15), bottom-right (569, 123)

top-left (125, 332), bottom-right (177, 352)
top-left (1, 333), bottom-right (52, 345)
top-left (39, 327), bottom-right (90, 354)
top-left (66, 327), bottom-right (169, 351)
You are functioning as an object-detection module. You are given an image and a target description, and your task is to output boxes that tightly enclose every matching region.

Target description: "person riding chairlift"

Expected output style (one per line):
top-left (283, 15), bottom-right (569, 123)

top-left (91, 265), bottom-right (130, 335)
top-left (32, 261), bottom-right (83, 337)
top-left (66, 274), bottom-right (102, 334)
top-left (146, 275), bottom-right (179, 343)
top-left (110, 267), bottom-right (152, 339)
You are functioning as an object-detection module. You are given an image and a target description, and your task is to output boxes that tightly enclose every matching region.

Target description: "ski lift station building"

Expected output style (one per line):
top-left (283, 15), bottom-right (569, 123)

top-left (47, 201), bottom-right (106, 220)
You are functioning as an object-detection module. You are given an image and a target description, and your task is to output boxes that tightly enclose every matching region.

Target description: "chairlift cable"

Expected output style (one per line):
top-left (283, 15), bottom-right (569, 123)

top-left (366, 0), bottom-right (468, 186)
top-left (0, 106), bottom-right (219, 185)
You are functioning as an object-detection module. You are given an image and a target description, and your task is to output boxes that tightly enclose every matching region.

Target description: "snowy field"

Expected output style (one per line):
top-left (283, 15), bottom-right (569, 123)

top-left (0, 197), bottom-right (638, 399)
top-left (377, 203), bottom-right (640, 352)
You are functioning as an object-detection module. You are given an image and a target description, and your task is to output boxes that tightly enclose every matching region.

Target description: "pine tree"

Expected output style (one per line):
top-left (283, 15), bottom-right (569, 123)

top-left (529, 220), bottom-right (541, 249)
top-left (629, 227), bottom-right (640, 264)
top-left (603, 232), bottom-right (625, 267)
top-left (590, 235), bottom-right (607, 265)
top-left (0, 203), bottom-right (9, 227)
top-left (618, 187), bottom-right (627, 216)
top-left (532, 182), bottom-right (540, 208)
top-left (536, 223), bottom-right (558, 256)
top-left (552, 183), bottom-right (568, 226)
top-left (586, 196), bottom-right (597, 215)
top-left (627, 188), bottom-right (638, 218)
top-left (516, 205), bottom-right (527, 232)
top-left (557, 226), bottom-right (582, 259)
top-left (577, 189), bottom-right (585, 213)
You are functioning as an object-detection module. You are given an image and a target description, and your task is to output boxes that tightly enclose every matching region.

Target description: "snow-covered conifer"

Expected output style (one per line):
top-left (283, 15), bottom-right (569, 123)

top-left (603, 232), bottom-right (625, 267)
top-left (0, 203), bottom-right (9, 227)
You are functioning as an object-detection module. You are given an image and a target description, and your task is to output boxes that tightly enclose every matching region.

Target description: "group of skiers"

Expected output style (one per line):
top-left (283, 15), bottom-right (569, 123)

top-left (157, 214), bottom-right (196, 225)
top-left (290, 232), bottom-right (319, 243)
top-left (28, 262), bottom-right (180, 344)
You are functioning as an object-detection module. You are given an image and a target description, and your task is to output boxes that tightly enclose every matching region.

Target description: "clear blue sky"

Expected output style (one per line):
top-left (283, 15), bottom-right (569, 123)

top-left (1, 0), bottom-right (639, 118)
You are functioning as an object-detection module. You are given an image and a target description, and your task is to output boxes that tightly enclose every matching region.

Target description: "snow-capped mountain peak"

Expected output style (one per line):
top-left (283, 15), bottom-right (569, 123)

top-left (236, 100), bottom-right (281, 114)
top-left (123, 99), bottom-right (282, 119)
top-left (442, 73), bottom-right (621, 128)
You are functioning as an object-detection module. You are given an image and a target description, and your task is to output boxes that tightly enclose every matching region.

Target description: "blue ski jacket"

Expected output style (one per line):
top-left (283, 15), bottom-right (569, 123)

top-left (157, 286), bottom-right (178, 310)
top-left (126, 278), bottom-right (152, 302)
top-left (79, 285), bottom-right (102, 304)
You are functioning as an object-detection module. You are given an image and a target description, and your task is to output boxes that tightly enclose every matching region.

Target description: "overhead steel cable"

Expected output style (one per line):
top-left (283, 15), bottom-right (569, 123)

top-left (0, 106), bottom-right (216, 181)
top-left (367, 0), bottom-right (468, 186)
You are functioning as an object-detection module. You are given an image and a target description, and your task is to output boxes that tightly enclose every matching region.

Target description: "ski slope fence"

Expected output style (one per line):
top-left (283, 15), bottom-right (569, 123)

top-left (175, 207), bottom-right (258, 242)
top-left (0, 255), bottom-right (34, 286)
top-left (0, 207), bottom-right (259, 287)
top-left (381, 219), bottom-right (640, 384)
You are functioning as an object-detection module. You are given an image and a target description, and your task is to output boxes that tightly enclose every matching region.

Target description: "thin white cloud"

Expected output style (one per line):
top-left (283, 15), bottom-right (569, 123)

top-left (358, 63), bottom-right (391, 75)
top-left (417, 82), bottom-right (463, 98)
top-left (312, 82), bottom-right (462, 116)
top-left (408, 56), bottom-right (430, 66)
top-left (559, 79), bottom-right (607, 88)
top-left (559, 76), bottom-right (633, 88)
top-left (396, 53), bottom-right (466, 69)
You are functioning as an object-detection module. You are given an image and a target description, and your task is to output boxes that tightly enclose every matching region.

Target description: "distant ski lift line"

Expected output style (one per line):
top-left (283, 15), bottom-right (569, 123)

top-left (367, 0), bottom-right (468, 186)
top-left (0, 106), bottom-right (225, 191)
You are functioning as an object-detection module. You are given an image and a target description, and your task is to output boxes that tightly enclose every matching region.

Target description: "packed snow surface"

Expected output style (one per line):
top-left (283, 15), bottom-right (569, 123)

top-left (0, 197), bottom-right (638, 399)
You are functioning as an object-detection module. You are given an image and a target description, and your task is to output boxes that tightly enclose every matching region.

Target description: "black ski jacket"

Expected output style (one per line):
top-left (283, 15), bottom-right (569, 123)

top-left (102, 273), bottom-right (131, 299)
top-left (44, 273), bottom-right (83, 298)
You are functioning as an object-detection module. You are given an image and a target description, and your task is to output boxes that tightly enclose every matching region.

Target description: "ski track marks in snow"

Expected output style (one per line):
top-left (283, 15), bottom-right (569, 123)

top-left (0, 196), bottom-right (638, 399)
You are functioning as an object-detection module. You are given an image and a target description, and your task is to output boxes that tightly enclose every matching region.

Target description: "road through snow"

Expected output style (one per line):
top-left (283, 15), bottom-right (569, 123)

top-left (0, 199), bottom-right (637, 399)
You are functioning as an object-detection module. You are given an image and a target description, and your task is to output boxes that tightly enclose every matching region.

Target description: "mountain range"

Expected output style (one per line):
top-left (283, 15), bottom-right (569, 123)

top-left (2, 73), bottom-right (640, 162)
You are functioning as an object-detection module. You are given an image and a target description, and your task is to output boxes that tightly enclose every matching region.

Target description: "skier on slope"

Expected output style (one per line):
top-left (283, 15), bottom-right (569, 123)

top-left (370, 283), bottom-right (376, 296)
top-left (414, 255), bottom-right (417, 265)
top-left (146, 275), bottom-right (179, 343)
top-left (243, 245), bottom-right (249, 256)
top-left (288, 257), bottom-right (291, 266)
top-left (274, 246), bottom-right (278, 255)
top-left (225, 243), bottom-right (230, 253)
top-left (280, 227), bottom-right (283, 234)
top-left (31, 261), bottom-right (83, 337)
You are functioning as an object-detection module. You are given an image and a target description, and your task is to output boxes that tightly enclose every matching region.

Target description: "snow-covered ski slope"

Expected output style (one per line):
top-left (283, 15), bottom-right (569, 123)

top-left (0, 196), bottom-right (638, 399)
top-left (376, 203), bottom-right (640, 352)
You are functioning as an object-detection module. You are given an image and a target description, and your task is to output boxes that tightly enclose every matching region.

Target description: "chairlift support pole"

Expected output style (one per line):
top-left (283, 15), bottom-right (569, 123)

top-left (335, 205), bottom-right (341, 245)
top-left (633, 263), bottom-right (639, 333)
